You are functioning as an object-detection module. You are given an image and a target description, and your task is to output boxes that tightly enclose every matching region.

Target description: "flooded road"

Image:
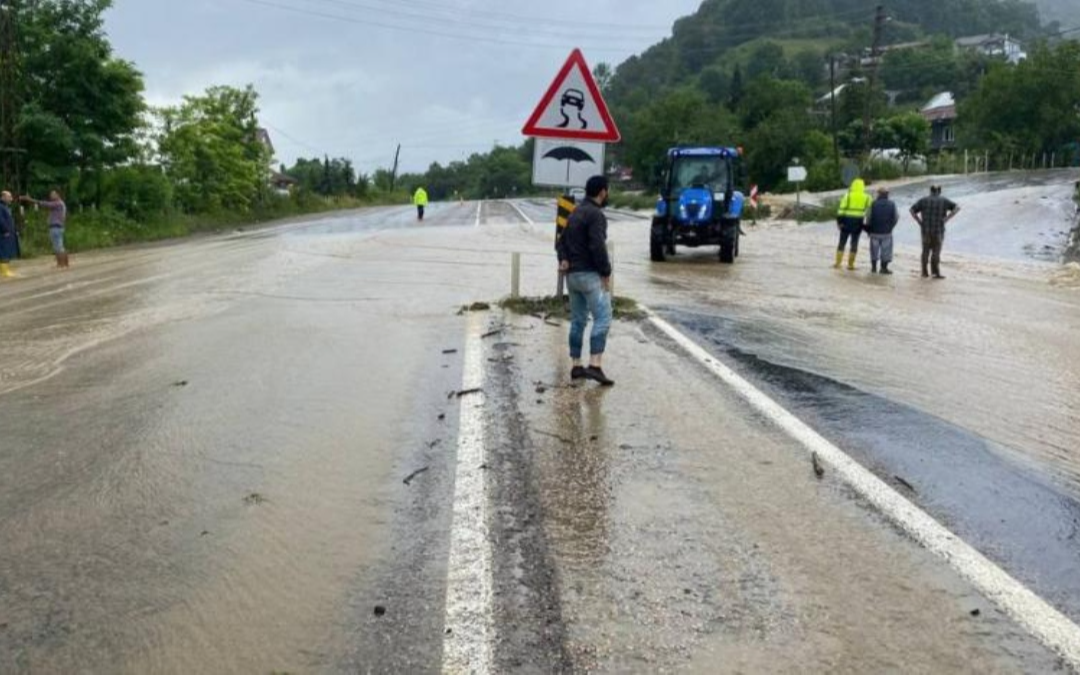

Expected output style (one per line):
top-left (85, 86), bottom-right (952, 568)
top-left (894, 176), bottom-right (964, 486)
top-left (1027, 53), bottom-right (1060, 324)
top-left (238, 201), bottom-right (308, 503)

top-left (1, 181), bottom-right (1078, 672)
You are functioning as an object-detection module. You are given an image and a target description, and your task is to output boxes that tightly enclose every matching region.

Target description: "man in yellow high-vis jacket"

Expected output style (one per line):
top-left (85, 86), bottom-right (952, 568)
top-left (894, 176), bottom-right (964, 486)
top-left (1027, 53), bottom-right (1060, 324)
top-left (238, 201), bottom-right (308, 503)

top-left (834, 178), bottom-right (873, 270)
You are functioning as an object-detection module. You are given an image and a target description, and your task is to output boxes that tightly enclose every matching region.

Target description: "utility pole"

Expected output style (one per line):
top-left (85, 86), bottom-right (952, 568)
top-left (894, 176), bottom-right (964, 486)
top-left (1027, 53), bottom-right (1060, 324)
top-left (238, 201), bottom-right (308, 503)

top-left (389, 143), bottom-right (401, 193)
top-left (0, 0), bottom-right (26, 216)
top-left (863, 4), bottom-right (887, 159)
top-left (830, 55), bottom-right (840, 169)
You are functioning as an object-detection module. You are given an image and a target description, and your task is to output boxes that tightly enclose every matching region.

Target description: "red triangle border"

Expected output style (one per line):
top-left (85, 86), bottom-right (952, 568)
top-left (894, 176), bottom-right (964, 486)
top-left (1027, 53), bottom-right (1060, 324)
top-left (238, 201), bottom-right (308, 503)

top-left (522, 49), bottom-right (621, 143)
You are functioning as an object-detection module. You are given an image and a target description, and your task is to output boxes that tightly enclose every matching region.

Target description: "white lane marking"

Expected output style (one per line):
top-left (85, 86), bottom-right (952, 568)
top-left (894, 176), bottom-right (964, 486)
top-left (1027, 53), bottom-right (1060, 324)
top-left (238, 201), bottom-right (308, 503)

top-left (475, 201), bottom-right (483, 229)
top-left (506, 200), bottom-right (535, 225)
top-left (646, 311), bottom-right (1080, 669)
top-left (442, 315), bottom-right (494, 674)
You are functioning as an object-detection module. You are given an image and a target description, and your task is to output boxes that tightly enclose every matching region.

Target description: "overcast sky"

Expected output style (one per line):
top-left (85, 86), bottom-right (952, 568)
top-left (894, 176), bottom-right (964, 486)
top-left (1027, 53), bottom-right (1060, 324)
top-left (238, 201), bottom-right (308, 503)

top-left (104, 0), bottom-right (702, 174)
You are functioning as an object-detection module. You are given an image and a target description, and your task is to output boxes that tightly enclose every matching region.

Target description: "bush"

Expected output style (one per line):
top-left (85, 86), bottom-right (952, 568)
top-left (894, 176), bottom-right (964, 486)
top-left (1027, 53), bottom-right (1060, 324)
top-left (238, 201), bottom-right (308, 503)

top-left (608, 191), bottom-right (658, 211)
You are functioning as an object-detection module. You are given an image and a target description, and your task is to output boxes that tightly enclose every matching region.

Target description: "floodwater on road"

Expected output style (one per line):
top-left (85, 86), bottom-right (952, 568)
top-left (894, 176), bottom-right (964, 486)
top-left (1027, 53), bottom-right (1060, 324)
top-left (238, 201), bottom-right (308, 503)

top-left (1, 177), bottom-right (1079, 672)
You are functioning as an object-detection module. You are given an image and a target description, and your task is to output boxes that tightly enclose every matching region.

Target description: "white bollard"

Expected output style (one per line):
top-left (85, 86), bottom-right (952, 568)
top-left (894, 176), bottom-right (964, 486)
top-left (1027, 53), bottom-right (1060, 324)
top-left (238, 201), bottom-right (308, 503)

top-left (511, 252), bottom-right (521, 299)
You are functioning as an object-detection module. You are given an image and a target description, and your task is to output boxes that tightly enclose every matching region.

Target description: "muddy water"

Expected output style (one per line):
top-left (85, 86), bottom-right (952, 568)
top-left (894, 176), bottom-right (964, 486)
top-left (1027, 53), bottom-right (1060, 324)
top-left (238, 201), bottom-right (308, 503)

top-left (500, 315), bottom-right (1059, 672)
top-left (0, 203), bottom-right (502, 672)
top-left (2, 191), bottom-right (1079, 671)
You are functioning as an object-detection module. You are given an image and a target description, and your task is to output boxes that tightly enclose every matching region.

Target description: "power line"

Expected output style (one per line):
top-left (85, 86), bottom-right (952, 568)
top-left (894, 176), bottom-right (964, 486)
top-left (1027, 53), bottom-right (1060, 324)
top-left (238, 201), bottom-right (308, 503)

top-left (237, 0), bottom-right (874, 55)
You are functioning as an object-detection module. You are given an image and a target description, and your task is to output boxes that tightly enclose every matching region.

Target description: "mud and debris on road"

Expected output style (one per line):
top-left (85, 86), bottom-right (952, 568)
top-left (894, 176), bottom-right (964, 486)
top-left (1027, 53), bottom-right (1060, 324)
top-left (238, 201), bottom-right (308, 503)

top-left (1, 183), bottom-right (1079, 673)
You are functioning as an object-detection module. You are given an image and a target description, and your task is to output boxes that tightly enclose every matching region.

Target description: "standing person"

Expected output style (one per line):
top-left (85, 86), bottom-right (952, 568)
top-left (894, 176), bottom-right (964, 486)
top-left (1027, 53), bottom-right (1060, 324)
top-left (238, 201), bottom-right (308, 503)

top-left (24, 190), bottom-right (68, 269)
top-left (910, 185), bottom-right (961, 279)
top-left (834, 178), bottom-right (873, 270)
top-left (556, 175), bottom-right (615, 387)
top-left (413, 186), bottom-right (429, 221)
top-left (866, 186), bottom-right (899, 274)
top-left (0, 191), bottom-right (19, 279)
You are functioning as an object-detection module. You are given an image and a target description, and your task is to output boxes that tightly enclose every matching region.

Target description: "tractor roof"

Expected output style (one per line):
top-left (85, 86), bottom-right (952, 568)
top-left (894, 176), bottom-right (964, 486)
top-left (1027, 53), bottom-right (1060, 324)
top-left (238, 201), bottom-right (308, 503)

top-left (668, 146), bottom-right (740, 158)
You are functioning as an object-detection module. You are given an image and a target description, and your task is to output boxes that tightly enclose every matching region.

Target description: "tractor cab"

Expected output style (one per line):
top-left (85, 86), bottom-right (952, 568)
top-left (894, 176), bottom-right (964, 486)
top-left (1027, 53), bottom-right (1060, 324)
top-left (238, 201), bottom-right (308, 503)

top-left (651, 147), bottom-right (746, 263)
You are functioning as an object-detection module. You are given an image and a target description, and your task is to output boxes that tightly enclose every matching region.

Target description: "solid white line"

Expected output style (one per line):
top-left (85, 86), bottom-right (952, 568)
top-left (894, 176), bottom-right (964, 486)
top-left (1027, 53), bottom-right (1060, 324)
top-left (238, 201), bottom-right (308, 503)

top-left (475, 200), bottom-right (483, 229)
top-left (506, 200), bottom-right (535, 225)
top-left (442, 314), bottom-right (494, 674)
top-left (646, 311), bottom-right (1080, 669)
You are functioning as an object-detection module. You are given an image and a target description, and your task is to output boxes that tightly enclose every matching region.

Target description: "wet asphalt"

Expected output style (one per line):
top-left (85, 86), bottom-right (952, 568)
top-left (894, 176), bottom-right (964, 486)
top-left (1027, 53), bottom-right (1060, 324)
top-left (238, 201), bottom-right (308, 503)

top-left (0, 180), bottom-right (1078, 672)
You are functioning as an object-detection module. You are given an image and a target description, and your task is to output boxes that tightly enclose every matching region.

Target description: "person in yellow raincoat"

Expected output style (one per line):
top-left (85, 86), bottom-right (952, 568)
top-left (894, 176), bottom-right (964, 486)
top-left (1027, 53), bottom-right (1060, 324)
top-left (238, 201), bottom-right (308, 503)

top-left (413, 187), bottom-right (429, 221)
top-left (834, 178), bottom-right (873, 270)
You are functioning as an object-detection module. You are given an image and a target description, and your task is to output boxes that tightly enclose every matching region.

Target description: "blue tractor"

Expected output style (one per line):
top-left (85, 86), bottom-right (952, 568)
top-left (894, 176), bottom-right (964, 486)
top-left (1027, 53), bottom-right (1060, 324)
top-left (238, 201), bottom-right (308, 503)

top-left (650, 147), bottom-right (746, 264)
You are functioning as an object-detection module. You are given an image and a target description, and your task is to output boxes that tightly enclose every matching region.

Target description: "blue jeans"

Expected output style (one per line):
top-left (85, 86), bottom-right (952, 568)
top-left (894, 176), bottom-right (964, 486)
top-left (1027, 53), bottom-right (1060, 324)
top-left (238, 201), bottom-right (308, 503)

top-left (49, 227), bottom-right (65, 254)
top-left (567, 272), bottom-right (612, 360)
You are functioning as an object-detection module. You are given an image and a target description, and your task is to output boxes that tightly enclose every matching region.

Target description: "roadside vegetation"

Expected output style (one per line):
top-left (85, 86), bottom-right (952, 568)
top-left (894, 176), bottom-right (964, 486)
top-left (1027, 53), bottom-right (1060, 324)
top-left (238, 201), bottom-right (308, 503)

top-left (8, 0), bottom-right (409, 259)
top-left (500, 295), bottom-right (647, 322)
top-left (8, 0), bottom-right (1080, 258)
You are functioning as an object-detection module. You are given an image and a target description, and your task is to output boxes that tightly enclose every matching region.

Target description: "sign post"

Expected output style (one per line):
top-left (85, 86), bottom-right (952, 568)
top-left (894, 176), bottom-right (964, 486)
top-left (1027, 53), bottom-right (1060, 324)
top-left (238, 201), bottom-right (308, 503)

top-left (522, 48), bottom-right (622, 299)
top-left (788, 162), bottom-right (808, 214)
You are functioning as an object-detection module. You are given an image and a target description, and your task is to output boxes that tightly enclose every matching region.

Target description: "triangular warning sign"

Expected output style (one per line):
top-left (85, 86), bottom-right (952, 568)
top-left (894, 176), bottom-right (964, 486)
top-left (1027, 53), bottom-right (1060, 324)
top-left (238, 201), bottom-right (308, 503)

top-left (522, 49), bottom-right (621, 143)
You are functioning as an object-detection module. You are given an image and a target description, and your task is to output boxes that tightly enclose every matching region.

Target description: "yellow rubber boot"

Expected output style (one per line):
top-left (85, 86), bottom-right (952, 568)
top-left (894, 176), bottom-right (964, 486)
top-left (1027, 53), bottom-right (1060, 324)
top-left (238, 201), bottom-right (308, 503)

top-left (0, 262), bottom-right (15, 278)
top-left (833, 251), bottom-right (843, 269)
top-left (847, 253), bottom-right (857, 271)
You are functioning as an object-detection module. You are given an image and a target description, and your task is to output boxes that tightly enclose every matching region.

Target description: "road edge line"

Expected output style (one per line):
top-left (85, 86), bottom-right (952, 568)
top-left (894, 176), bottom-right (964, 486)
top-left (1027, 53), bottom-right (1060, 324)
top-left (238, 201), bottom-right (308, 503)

top-left (645, 310), bottom-right (1080, 669)
top-left (475, 201), bottom-right (483, 229)
top-left (506, 200), bottom-right (535, 225)
top-left (441, 314), bottom-right (495, 674)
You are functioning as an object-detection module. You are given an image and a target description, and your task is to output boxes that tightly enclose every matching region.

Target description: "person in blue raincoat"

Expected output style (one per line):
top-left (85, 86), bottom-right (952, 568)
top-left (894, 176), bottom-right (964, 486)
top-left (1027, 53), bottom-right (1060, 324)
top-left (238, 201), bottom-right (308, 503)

top-left (0, 191), bottom-right (20, 279)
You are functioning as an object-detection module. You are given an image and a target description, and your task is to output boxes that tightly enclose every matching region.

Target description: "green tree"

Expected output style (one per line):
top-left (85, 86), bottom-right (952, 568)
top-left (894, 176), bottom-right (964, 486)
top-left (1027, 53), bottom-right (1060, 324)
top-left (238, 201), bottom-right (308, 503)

top-left (157, 85), bottom-right (270, 213)
top-left (959, 42), bottom-right (1080, 156)
top-left (886, 112), bottom-right (931, 173)
top-left (593, 62), bottom-right (613, 93)
top-left (623, 88), bottom-right (740, 189)
top-left (14, 0), bottom-right (145, 203)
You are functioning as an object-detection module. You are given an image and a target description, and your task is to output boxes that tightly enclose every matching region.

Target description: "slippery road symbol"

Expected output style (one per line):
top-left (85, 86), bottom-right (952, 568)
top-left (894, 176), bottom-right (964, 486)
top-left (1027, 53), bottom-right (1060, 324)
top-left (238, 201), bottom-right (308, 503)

top-left (543, 145), bottom-right (596, 182)
top-left (557, 89), bottom-right (588, 130)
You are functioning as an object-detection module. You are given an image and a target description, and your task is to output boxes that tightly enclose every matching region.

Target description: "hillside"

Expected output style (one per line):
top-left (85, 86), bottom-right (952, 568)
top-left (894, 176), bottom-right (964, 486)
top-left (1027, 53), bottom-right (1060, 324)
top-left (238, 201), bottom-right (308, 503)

top-left (607, 0), bottom-right (1045, 109)
top-left (1034, 0), bottom-right (1080, 26)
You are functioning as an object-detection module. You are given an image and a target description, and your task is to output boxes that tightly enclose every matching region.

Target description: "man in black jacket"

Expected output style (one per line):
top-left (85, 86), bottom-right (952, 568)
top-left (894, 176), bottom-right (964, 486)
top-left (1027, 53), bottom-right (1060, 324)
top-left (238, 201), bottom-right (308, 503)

top-left (865, 186), bottom-right (899, 274)
top-left (556, 176), bottom-right (615, 386)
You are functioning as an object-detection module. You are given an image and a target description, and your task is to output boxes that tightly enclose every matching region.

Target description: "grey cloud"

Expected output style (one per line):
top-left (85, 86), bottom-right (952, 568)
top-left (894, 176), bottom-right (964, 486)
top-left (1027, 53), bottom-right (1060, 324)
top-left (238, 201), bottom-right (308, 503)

top-left (107, 0), bottom-right (702, 172)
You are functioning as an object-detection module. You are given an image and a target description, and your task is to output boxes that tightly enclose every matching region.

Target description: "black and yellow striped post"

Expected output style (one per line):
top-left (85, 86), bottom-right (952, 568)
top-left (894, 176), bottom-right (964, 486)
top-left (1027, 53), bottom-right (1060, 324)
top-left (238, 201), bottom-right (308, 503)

top-left (555, 194), bottom-right (577, 298)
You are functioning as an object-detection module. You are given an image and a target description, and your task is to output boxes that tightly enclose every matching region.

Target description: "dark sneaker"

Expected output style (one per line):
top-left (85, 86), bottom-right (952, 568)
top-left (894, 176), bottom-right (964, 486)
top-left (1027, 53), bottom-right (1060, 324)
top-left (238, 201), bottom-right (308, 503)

top-left (585, 367), bottom-right (615, 387)
top-left (571, 366), bottom-right (587, 381)
top-left (933, 274), bottom-right (946, 280)
top-left (880, 266), bottom-right (893, 275)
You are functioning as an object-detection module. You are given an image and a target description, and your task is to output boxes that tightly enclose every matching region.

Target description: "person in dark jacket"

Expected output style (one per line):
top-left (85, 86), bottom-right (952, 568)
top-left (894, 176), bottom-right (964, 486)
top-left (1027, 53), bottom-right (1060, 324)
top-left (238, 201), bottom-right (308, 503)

top-left (0, 191), bottom-right (19, 279)
top-left (911, 185), bottom-right (961, 279)
top-left (556, 175), bottom-right (615, 386)
top-left (865, 186), bottom-right (899, 274)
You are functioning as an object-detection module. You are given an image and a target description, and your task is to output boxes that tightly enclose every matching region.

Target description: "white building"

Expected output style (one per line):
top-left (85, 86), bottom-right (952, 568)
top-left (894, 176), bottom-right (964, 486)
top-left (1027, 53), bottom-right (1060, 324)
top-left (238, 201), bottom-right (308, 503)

top-left (955, 34), bottom-right (1027, 64)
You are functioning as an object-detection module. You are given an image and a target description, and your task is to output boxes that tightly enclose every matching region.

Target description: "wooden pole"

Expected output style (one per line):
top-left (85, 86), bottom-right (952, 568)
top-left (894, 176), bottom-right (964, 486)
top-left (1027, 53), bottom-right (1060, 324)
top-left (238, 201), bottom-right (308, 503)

top-left (607, 242), bottom-right (615, 296)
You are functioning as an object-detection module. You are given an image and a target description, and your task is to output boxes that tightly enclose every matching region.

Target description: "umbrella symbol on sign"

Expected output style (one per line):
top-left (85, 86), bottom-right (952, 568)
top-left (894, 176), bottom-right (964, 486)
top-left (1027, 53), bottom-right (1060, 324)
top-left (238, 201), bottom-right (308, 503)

top-left (543, 146), bottom-right (596, 183)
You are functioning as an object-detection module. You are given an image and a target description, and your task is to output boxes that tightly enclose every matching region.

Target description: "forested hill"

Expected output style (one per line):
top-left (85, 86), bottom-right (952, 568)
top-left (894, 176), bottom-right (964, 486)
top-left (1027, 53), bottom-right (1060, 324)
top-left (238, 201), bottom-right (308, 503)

top-left (607, 0), bottom-right (1044, 110)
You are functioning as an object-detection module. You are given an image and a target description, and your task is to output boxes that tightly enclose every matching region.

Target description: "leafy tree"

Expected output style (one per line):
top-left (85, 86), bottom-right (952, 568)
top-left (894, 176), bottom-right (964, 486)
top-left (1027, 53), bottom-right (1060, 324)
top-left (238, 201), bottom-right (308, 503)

top-left (738, 78), bottom-right (812, 130)
top-left (699, 65), bottom-right (731, 104)
top-left (593, 63), bottom-right (613, 93)
top-left (624, 89), bottom-right (740, 189)
top-left (886, 112), bottom-right (931, 172)
top-left (788, 49), bottom-right (826, 88)
top-left (959, 41), bottom-right (1080, 156)
top-left (745, 41), bottom-right (787, 80)
top-left (156, 85), bottom-right (270, 213)
top-left (13, 0), bottom-right (145, 202)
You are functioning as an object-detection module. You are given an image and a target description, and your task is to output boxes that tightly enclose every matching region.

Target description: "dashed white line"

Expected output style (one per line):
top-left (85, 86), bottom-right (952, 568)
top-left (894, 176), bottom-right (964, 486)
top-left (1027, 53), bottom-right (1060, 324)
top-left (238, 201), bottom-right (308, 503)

top-left (475, 200), bottom-right (483, 229)
top-left (442, 314), bottom-right (494, 674)
top-left (646, 310), bottom-right (1080, 670)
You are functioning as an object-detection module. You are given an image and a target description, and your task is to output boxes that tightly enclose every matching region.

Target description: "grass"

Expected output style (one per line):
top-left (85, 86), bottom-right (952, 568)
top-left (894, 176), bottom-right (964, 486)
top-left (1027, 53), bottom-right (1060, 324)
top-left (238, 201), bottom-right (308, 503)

top-left (500, 295), bottom-right (647, 321)
top-left (14, 193), bottom-right (402, 259)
